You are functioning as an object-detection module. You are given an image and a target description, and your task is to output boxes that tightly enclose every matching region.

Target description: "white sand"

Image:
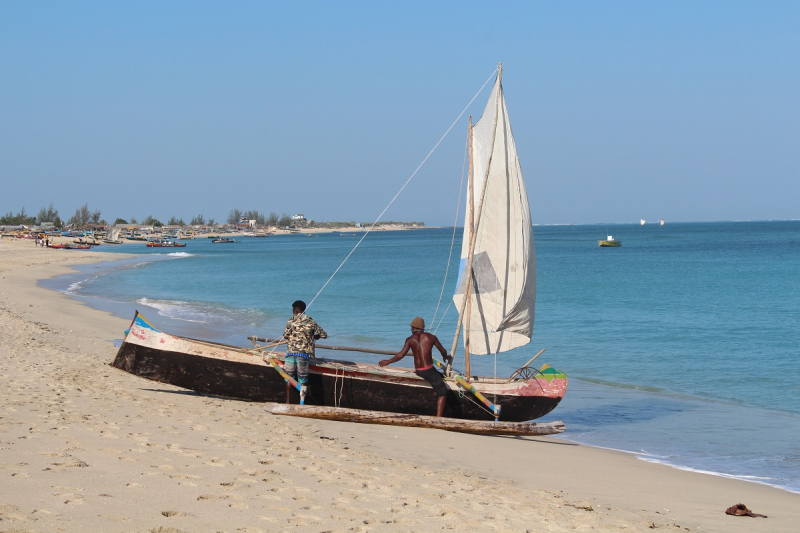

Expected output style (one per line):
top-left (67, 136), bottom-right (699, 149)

top-left (0, 238), bottom-right (797, 532)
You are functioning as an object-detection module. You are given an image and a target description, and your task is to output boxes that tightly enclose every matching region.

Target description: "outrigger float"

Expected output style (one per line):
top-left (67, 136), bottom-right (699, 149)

top-left (265, 403), bottom-right (565, 436)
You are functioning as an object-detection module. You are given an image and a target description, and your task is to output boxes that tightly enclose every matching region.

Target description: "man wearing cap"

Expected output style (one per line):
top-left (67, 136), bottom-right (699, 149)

top-left (379, 317), bottom-right (452, 417)
top-left (283, 300), bottom-right (327, 404)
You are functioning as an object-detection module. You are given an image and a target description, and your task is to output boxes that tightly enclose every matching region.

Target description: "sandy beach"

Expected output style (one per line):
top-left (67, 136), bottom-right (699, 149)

top-left (1, 237), bottom-right (797, 532)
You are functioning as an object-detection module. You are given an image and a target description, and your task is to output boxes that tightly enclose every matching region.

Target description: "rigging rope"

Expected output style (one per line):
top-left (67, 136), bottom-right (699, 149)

top-left (432, 300), bottom-right (453, 334)
top-left (305, 66), bottom-right (498, 313)
top-left (429, 129), bottom-right (468, 330)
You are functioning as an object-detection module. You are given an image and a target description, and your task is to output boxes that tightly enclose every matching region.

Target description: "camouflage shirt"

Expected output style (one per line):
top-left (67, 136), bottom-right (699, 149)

top-left (283, 313), bottom-right (327, 355)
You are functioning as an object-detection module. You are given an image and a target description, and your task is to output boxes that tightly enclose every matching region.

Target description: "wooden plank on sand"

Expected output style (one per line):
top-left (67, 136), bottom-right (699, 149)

top-left (265, 403), bottom-right (565, 436)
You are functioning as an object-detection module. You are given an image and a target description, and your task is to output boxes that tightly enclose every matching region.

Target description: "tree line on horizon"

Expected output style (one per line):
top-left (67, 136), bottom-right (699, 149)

top-left (1, 204), bottom-right (423, 229)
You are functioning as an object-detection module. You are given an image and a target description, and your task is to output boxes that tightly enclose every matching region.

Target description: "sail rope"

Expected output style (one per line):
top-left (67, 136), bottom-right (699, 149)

top-left (304, 66), bottom-right (499, 314)
top-left (432, 300), bottom-right (453, 334)
top-left (429, 129), bottom-right (469, 330)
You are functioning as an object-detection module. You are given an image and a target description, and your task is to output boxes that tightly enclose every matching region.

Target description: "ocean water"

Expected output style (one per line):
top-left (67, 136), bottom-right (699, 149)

top-left (43, 221), bottom-right (800, 493)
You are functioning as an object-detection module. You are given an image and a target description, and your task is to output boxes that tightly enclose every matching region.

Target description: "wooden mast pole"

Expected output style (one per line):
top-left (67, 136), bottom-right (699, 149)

top-left (463, 117), bottom-right (475, 377)
top-left (449, 63), bottom-right (503, 379)
top-left (448, 117), bottom-right (474, 373)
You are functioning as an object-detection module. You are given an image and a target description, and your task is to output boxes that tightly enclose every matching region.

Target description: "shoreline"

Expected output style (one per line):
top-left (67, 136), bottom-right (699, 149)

top-left (1, 238), bottom-right (798, 531)
top-left (41, 248), bottom-right (800, 496)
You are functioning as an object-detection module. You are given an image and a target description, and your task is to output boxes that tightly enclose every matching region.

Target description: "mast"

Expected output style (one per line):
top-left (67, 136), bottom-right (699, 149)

top-left (448, 118), bottom-right (473, 373)
top-left (463, 117), bottom-right (475, 377)
top-left (449, 63), bottom-right (503, 374)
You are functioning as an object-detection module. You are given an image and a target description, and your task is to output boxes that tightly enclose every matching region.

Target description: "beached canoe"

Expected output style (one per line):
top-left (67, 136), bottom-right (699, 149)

top-left (112, 312), bottom-right (567, 422)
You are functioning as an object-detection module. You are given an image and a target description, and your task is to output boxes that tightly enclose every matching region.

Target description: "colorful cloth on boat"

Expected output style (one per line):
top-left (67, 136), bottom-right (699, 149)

top-left (283, 313), bottom-right (327, 355)
top-left (284, 354), bottom-right (309, 385)
top-left (415, 367), bottom-right (448, 397)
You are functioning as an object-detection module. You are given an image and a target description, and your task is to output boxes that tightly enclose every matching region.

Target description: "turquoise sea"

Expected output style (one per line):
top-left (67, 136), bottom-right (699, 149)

top-left (44, 221), bottom-right (800, 493)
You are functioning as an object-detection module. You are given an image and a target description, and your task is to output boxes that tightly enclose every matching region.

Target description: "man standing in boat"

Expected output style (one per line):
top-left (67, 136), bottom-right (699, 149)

top-left (379, 317), bottom-right (452, 417)
top-left (283, 300), bottom-right (327, 404)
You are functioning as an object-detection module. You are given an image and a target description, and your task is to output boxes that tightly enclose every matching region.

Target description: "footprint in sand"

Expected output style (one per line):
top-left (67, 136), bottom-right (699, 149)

top-left (197, 494), bottom-right (229, 500)
top-left (161, 510), bottom-right (188, 517)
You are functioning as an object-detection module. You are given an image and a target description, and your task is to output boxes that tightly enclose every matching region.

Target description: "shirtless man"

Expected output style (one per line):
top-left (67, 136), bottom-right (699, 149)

top-left (379, 317), bottom-right (452, 417)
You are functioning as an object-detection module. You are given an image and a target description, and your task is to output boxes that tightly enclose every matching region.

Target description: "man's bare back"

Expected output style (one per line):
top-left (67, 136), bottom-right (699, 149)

top-left (379, 330), bottom-right (451, 369)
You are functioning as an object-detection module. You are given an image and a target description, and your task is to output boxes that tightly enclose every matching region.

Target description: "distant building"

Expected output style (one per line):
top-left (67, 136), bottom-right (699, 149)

top-left (292, 214), bottom-right (306, 222)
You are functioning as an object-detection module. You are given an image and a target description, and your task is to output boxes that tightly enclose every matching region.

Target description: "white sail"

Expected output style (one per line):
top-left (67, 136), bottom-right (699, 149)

top-left (452, 74), bottom-right (536, 356)
top-left (110, 227), bottom-right (120, 241)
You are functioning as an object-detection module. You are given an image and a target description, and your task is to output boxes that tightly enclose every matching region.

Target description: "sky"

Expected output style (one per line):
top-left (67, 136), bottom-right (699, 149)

top-left (1, 1), bottom-right (798, 226)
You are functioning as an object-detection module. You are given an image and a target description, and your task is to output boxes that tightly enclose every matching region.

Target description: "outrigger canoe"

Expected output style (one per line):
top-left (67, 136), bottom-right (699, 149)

top-left (112, 312), bottom-right (567, 423)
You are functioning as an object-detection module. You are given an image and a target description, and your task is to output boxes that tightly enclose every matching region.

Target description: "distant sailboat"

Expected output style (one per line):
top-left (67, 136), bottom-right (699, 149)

top-left (640, 219), bottom-right (646, 226)
top-left (660, 219), bottom-right (665, 226)
top-left (103, 227), bottom-right (123, 244)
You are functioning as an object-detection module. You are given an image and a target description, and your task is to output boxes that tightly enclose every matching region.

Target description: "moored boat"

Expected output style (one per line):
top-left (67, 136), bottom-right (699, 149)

top-left (598, 235), bottom-right (621, 247)
top-left (48, 243), bottom-right (91, 250)
top-left (103, 227), bottom-right (124, 244)
top-left (212, 237), bottom-right (237, 243)
top-left (146, 239), bottom-right (186, 248)
top-left (73, 238), bottom-right (101, 246)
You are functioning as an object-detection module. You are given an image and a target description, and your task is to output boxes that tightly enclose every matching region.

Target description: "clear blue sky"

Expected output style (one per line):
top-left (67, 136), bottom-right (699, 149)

top-left (1, 1), bottom-right (798, 225)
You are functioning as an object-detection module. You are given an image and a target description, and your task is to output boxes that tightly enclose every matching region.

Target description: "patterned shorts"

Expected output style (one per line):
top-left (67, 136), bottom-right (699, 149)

top-left (284, 353), bottom-right (309, 384)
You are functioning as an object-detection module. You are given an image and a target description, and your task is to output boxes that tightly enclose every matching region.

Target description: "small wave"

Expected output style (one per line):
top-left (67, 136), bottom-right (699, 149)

top-left (65, 281), bottom-right (85, 294)
top-left (165, 252), bottom-right (195, 257)
top-left (137, 297), bottom-right (209, 324)
top-left (136, 297), bottom-right (268, 327)
top-left (637, 456), bottom-right (799, 493)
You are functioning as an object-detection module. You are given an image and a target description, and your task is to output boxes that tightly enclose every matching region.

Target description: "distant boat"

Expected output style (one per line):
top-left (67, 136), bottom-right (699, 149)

top-left (660, 219), bottom-right (665, 226)
top-left (146, 239), bottom-right (186, 248)
top-left (48, 243), bottom-right (91, 250)
top-left (640, 219), bottom-right (646, 226)
top-left (103, 227), bottom-right (124, 244)
top-left (598, 235), bottom-right (621, 247)
top-left (73, 238), bottom-right (101, 246)
top-left (212, 237), bottom-right (237, 243)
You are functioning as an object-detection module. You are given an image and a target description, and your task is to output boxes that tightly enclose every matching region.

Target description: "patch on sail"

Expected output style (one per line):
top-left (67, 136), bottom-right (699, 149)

top-left (455, 252), bottom-right (500, 295)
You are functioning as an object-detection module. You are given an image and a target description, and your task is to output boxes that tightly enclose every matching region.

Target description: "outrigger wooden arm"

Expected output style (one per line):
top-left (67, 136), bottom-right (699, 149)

top-left (247, 337), bottom-right (399, 357)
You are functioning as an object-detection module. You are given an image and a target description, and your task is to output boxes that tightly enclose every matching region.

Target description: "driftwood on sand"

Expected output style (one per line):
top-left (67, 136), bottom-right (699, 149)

top-left (265, 402), bottom-right (565, 437)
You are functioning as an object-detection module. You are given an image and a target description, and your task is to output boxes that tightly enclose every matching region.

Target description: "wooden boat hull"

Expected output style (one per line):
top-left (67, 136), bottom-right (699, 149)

top-left (112, 313), bottom-right (567, 422)
top-left (48, 244), bottom-right (91, 249)
top-left (598, 240), bottom-right (621, 247)
top-left (265, 403), bottom-right (565, 436)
